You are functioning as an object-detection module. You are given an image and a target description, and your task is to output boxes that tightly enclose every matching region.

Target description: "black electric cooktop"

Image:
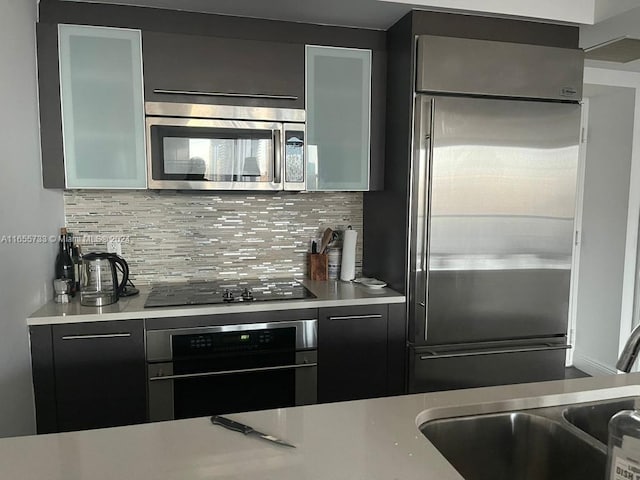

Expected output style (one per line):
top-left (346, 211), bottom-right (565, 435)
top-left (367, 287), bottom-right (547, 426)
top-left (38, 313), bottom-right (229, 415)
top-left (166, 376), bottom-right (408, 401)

top-left (144, 279), bottom-right (315, 308)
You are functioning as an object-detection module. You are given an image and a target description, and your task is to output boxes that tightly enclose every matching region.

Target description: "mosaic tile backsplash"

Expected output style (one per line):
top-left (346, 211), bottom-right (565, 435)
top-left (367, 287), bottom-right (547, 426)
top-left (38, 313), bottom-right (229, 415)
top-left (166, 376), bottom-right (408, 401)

top-left (63, 190), bottom-right (363, 284)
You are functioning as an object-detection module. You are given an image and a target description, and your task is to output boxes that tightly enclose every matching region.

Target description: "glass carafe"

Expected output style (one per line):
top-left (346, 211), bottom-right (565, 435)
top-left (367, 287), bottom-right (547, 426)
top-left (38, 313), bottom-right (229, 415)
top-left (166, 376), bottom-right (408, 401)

top-left (80, 253), bottom-right (128, 306)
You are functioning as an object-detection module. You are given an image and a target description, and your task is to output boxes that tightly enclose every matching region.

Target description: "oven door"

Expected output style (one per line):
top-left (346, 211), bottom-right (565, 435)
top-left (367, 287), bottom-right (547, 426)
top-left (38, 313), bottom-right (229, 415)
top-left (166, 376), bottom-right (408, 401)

top-left (146, 321), bottom-right (317, 421)
top-left (148, 350), bottom-right (317, 421)
top-left (147, 116), bottom-right (284, 191)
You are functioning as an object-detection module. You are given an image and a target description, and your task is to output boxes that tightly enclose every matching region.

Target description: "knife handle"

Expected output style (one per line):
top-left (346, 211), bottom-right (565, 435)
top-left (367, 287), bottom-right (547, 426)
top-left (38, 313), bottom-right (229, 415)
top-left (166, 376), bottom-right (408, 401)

top-left (211, 415), bottom-right (254, 435)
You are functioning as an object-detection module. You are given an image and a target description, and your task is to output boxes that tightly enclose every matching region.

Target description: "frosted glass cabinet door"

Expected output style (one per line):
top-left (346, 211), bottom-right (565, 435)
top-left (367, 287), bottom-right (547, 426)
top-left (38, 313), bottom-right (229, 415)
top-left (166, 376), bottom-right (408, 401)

top-left (306, 46), bottom-right (371, 191)
top-left (58, 25), bottom-right (146, 188)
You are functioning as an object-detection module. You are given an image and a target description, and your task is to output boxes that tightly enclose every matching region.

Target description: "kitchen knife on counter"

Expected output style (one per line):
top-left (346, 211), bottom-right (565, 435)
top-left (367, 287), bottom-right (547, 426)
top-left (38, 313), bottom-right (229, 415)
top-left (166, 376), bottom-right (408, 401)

top-left (211, 415), bottom-right (296, 448)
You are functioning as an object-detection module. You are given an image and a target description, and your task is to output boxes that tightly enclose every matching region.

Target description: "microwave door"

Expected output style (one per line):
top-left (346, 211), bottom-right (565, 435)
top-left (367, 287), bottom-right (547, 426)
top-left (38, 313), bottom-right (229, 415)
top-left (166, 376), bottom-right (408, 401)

top-left (146, 117), bottom-right (285, 191)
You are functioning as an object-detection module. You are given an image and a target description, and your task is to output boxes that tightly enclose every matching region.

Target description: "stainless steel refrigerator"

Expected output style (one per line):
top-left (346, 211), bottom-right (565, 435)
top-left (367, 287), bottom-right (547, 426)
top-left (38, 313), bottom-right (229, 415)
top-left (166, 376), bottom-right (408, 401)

top-left (364, 34), bottom-right (584, 392)
top-left (408, 93), bottom-right (581, 392)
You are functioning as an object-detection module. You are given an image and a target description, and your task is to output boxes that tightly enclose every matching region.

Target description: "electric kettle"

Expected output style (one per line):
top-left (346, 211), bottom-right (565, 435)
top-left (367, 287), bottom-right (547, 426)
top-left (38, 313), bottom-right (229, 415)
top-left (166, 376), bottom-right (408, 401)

top-left (80, 252), bottom-right (129, 306)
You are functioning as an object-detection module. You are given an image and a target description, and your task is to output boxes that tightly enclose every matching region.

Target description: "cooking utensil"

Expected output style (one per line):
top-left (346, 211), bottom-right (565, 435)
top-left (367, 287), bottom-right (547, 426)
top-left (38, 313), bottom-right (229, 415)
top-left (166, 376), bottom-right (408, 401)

top-left (53, 278), bottom-right (72, 303)
top-left (318, 227), bottom-right (334, 254)
top-left (211, 415), bottom-right (296, 448)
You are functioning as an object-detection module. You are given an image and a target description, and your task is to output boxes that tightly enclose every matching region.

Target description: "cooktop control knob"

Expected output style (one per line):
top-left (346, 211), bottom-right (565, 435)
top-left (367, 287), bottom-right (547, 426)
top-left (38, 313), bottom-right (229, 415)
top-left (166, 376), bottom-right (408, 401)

top-left (241, 288), bottom-right (254, 301)
top-left (223, 289), bottom-right (234, 302)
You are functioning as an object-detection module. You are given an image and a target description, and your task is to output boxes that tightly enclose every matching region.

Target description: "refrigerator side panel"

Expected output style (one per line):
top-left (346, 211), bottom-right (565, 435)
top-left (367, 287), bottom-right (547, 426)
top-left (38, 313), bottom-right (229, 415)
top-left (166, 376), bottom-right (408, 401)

top-left (363, 15), bottom-right (414, 293)
top-left (424, 97), bottom-right (581, 345)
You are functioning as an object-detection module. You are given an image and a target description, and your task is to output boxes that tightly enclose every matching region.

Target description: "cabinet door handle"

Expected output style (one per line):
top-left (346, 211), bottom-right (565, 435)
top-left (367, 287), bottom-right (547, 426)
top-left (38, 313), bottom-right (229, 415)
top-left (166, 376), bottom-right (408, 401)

top-left (61, 333), bottom-right (132, 340)
top-left (153, 89), bottom-right (298, 101)
top-left (328, 314), bottom-right (383, 321)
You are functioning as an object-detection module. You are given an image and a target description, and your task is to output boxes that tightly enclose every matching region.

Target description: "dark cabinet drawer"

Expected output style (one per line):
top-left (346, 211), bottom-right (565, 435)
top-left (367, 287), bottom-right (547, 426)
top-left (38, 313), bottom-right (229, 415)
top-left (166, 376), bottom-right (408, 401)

top-left (318, 305), bottom-right (389, 403)
top-left (142, 31), bottom-right (304, 108)
top-left (51, 320), bottom-right (147, 432)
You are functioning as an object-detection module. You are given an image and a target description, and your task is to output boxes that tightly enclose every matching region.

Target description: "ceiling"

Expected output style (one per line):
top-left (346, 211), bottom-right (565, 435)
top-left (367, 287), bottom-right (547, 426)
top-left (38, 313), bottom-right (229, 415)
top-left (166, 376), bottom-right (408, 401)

top-left (65, 0), bottom-right (640, 30)
top-left (67, 0), bottom-right (640, 70)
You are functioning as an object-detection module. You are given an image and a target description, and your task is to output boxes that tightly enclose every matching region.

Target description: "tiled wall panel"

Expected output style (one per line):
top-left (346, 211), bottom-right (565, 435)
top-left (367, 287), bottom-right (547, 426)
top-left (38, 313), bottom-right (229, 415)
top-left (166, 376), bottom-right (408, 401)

top-left (64, 191), bottom-right (363, 284)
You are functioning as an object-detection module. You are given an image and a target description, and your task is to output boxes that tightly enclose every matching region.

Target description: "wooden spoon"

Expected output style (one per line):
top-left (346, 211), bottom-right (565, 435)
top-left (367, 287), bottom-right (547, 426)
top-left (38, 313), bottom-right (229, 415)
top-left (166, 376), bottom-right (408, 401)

top-left (318, 227), bottom-right (334, 254)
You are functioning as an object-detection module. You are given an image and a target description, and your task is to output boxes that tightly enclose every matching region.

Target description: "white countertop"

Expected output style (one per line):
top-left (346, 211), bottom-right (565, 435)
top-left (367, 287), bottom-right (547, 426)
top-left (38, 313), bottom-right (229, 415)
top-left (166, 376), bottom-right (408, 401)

top-left (28, 279), bottom-right (405, 325)
top-left (2, 373), bottom-right (639, 479)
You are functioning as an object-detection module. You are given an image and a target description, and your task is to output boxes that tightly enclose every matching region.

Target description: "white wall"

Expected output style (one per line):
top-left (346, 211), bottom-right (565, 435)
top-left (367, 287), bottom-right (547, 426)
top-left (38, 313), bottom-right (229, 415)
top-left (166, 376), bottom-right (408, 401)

top-left (581, 5), bottom-right (640, 49)
top-left (573, 84), bottom-right (635, 375)
top-left (0, 0), bottom-right (64, 437)
top-left (580, 5), bottom-right (640, 73)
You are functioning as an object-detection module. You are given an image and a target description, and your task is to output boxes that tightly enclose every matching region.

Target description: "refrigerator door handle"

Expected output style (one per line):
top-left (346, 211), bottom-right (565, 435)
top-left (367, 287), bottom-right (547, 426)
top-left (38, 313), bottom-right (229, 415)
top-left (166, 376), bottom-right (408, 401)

top-left (422, 100), bottom-right (434, 339)
top-left (418, 344), bottom-right (571, 360)
top-left (422, 130), bottom-right (432, 300)
top-left (412, 96), bottom-right (434, 340)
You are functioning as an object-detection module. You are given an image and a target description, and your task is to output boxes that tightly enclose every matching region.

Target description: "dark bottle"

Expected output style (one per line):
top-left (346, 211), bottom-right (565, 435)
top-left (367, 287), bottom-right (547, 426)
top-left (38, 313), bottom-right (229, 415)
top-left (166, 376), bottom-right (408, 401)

top-left (72, 244), bottom-right (82, 294)
top-left (54, 227), bottom-right (75, 284)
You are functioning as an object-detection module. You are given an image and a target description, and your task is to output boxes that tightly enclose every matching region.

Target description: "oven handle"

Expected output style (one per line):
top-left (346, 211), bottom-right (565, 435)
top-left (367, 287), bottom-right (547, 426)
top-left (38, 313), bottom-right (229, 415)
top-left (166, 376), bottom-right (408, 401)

top-left (149, 362), bottom-right (317, 382)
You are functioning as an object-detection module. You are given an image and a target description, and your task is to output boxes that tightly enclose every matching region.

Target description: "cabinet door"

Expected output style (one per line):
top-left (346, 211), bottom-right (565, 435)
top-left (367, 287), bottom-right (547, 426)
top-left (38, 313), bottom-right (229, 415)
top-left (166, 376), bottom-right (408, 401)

top-left (306, 46), bottom-right (372, 191)
top-left (52, 320), bottom-right (146, 432)
top-left (30, 325), bottom-right (57, 434)
top-left (318, 305), bottom-right (387, 403)
top-left (143, 32), bottom-right (304, 109)
top-left (58, 24), bottom-right (146, 188)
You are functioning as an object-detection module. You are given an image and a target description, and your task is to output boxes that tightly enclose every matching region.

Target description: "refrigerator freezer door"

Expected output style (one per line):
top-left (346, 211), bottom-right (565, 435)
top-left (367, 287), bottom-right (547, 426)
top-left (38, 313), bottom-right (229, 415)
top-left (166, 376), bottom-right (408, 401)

top-left (410, 95), bottom-right (581, 345)
top-left (409, 342), bottom-right (569, 393)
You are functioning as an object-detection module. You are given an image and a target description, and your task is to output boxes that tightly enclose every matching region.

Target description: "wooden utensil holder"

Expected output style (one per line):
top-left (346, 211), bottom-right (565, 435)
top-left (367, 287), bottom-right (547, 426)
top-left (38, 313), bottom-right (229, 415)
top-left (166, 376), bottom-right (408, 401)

top-left (308, 253), bottom-right (328, 281)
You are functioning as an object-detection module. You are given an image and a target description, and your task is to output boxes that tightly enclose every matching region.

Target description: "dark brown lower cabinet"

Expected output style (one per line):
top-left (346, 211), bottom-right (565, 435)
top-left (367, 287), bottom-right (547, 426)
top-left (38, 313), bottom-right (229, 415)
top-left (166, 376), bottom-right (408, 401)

top-left (318, 304), bottom-right (403, 403)
top-left (30, 319), bottom-right (147, 433)
top-left (30, 302), bottom-right (407, 432)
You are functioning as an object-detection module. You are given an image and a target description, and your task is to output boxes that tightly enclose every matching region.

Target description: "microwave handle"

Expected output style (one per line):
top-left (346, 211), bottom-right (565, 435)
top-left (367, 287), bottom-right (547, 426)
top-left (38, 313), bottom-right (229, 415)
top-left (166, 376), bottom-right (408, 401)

top-left (273, 129), bottom-right (283, 185)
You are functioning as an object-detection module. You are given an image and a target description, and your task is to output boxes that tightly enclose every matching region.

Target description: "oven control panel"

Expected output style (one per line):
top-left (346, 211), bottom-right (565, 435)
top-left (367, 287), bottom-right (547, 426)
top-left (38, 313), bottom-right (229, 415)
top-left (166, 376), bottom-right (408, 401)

top-left (173, 328), bottom-right (293, 357)
top-left (187, 331), bottom-right (274, 349)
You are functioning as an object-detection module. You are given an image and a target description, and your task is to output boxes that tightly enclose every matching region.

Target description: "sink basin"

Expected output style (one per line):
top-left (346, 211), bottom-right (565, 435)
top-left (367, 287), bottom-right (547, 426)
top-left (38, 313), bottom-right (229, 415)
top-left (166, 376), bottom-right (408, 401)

top-left (421, 412), bottom-right (606, 480)
top-left (563, 397), bottom-right (638, 444)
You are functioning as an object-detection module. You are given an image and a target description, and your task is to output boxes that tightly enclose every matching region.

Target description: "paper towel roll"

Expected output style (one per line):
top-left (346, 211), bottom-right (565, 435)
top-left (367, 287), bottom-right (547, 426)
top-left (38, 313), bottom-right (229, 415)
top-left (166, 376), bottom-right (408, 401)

top-left (340, 227), bottom-right (357, 282)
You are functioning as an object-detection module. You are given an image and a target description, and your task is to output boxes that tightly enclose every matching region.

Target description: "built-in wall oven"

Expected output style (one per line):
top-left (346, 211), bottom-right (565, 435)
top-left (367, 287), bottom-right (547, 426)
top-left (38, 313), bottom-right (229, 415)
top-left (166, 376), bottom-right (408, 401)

top-left (145, 102), bottom-right (306, 191)
top-left (146, 319), bottom-right (317, 421)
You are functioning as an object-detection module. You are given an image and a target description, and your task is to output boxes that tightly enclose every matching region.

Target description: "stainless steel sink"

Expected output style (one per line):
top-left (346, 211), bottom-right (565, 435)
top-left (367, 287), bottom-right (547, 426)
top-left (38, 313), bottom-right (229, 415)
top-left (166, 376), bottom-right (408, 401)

top-left (422, 412), bottom-right (606, 480)
top-left (417, 387), bottom-right (640, 480)
top-left (563, 397), bottom-right (639, 444)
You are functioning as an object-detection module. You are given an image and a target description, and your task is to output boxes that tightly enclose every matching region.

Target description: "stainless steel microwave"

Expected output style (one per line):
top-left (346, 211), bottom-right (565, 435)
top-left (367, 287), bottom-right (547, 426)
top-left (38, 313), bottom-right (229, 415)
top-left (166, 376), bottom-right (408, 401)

top-left (145, 102), bottom-right (306, 191)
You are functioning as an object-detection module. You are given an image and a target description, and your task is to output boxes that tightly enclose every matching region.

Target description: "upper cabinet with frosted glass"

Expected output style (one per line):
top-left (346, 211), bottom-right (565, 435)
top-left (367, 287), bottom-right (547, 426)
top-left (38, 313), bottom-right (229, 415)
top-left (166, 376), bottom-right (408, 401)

top-left (306, 46), bottom-right (375, 191)
top-left (39, 24), bottom-right (146, 188)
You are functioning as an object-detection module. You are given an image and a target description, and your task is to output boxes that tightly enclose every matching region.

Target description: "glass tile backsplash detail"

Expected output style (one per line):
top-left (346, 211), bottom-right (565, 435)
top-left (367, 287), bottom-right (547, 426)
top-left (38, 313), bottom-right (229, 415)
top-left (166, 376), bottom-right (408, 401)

top-left (63, 191), bottom-right (363, 284)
